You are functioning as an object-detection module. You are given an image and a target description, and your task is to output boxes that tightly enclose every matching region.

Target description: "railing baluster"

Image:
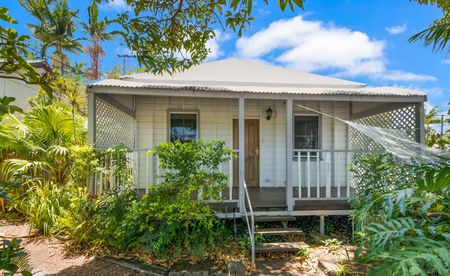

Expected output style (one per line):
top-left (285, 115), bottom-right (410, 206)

top-left (336, 152), bottom-right (340, 198)
top-left (316, 153), bottom-right (320, 198)
top-left (347, 151), bottom-right (351, 199)
top-left (326, 152), bottom-right (331, 198)
top-left (298, 151), bottom-right (301, 198)
top-left (307, 151), bottom-right (310, 198)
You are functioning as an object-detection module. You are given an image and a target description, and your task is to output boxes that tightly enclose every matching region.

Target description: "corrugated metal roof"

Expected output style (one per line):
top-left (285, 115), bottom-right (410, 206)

top-left (89, 78), bottom-right (426, 97)
top-left (121, 58), bottom-right (366, 89)
top-left (88, 59), bottom-right (426, 98)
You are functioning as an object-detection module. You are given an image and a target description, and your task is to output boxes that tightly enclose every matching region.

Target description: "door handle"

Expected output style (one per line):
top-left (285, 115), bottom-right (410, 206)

top-left (256, 148), bottom-right (259, 155)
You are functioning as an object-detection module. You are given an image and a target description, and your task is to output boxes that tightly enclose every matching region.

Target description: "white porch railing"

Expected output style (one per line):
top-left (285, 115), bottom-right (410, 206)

top-left (293, 149), bottom-right (373, 200)
top-left (94, 148), bottom-right (236, 201)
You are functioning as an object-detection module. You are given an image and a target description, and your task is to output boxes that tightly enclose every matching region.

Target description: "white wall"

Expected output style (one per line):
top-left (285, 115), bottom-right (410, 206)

top-left (129, 95), bottom-right (351, 190)
top-left (0, 76), bottom-right (40, 112)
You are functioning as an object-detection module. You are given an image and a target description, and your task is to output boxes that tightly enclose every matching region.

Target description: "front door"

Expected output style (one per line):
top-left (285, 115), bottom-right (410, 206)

top-left (233, 119), bottom-right (260, 187)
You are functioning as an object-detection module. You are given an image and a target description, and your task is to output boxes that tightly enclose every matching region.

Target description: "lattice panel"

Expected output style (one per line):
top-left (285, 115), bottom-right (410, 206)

top-left (95, 97), bottom-right (135, 149)
top-left (351, 105), bottom-right (417, 150)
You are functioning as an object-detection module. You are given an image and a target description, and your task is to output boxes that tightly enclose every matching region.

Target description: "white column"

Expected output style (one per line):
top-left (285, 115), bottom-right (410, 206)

top-left (239, 97), bottom-right (245, 213)
top-left (286, 99), bottom-right (293, 212)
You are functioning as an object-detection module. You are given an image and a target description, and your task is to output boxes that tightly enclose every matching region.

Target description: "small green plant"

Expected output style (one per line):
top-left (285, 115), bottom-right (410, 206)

top-left (297, 247), bottom-right (310, 258)
top-left (0, 238), bottom-right (31, 276)
top-left (336, 261), bottom-right (352, 276)
top-left (322, 238), bottom-right (342, 254)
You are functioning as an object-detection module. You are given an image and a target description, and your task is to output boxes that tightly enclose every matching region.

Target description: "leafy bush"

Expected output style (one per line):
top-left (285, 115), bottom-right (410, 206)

top-left (16, 181), bottom-right (71, 235)
top-left (92, 140), bottom-right (233, 259)
top-left (0, 238), bottom-right (31, 275)
top-left (56, 140), bottom-right (233, 260)
top-left (351, 153), bottom-right (450, 275)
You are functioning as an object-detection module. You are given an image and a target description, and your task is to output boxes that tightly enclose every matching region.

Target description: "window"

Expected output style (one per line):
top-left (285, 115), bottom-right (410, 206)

top-left (294, 115), bottom-right (319, 156)
top-left (169, 113), bottom-right (198, 142)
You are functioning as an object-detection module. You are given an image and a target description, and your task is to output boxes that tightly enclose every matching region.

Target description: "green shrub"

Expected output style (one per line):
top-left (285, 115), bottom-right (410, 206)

top-left (351, 153), bottom-right (450, 275)
top-left (92, 140), bottom-right (233, 259)
top-left (0, 238), bottom-right (31, 276)
top-left (16, 181), bottom-right (71, 235)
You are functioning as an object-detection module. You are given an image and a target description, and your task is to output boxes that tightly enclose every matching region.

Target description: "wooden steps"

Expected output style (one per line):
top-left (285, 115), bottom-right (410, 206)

top-left (254, 216), bottom-right (296, 222)
top-left (255, 228), bottom-right (303, 236)
top-left (255, 241), bottom-right (308, 253)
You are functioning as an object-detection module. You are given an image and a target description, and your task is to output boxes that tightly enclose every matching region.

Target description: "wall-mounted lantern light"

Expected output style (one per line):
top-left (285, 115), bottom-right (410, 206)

top-left (266, 106), bottom-right (273, 120)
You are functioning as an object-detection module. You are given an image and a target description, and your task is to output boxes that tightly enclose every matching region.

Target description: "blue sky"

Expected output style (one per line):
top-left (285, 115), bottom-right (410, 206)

top-left (3, 0), bottom-right (449, 111)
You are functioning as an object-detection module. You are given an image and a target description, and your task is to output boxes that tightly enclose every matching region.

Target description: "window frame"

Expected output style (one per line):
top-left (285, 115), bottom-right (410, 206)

top-left (167, 110), bottom-right (199, 142)
top-left (293, 114), bottom-right (321, 160)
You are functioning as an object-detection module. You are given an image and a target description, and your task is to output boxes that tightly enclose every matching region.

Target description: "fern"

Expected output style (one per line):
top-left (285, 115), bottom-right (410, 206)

top-left (351, 154), bottom-right (449, 275)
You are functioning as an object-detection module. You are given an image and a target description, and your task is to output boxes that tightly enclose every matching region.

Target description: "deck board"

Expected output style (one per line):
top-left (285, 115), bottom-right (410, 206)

top-left (211, 187), bottom-right (351, 213)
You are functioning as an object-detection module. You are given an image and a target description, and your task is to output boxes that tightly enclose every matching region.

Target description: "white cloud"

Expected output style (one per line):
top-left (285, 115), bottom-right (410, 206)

top-left (206, 30), bottom-right (231, 60)
top-left (114, 46), bottom-right (136, 56)
top-left (99, 0), bottom-right (131, 11)
top-left (235, 16), bottom-right (435, 82)
top-left (375, 70), bottom-right (436, 82)
top-left (386, 23), bottom-right (407, 35)
top-left (442, 59), bottom-right (450, 64)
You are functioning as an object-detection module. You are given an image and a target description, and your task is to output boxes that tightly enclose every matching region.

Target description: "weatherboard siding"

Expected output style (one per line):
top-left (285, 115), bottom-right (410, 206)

top-left (131, 96), bottom-right (350, 189)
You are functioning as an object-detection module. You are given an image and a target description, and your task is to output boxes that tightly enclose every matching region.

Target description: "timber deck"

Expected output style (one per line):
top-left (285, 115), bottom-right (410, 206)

top-left (210, 187), bottom-right (350, 215)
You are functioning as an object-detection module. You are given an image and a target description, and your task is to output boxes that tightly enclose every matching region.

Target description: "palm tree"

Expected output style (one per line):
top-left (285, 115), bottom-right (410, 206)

top-left (19, 0), bottom-right (83, 73)
top-left (82, 0), bottom-right (119, 80)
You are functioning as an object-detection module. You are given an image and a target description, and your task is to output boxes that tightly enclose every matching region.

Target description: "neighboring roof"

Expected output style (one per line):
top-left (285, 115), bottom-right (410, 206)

top-left (121, 58), bottom-right (366, 89)
top-left (88, 58), bottom-right (426, 99)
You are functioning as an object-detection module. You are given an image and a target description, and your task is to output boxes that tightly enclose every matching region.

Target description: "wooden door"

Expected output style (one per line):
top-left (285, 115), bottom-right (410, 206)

top-left (233, 119), bottom-right (260, 187)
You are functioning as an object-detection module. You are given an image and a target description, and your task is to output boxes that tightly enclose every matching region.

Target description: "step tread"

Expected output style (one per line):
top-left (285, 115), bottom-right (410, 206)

top-left (254, 216), bottom-right (296, 222)
top-left (255, 228), bottom-right (303, 235)
top-left (255, 241), bottom-right (308, 253)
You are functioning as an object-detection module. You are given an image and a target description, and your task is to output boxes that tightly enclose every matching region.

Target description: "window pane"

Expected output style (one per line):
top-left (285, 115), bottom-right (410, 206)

top-left (294, 116), bottom-right (319, 150)
top-left (170, 113), bottom-right (197, 142)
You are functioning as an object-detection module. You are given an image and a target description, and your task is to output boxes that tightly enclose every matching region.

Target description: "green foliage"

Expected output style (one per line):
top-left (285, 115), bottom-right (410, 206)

top-left (322, 238), bottom-right (342, 254)
top-left (424, 103), bottom-right (450, 150)
top-left (18, 0), bottom-right (83, 72)
top-left (155, 140), bottom-right (233, 201)
top-left (82, 0), bottom-right (121, 80)
top-left (351, 153), bottom-right (450, 275)
top-left (16, 181), bottom-right (71, 235)
top-left (113, 0), bottom-right (304, 74)
top-left (0, 238), bottom-right (31, 276)
top-left (54, 140), bottom-right (233, 260)
top-left (409, 0), bottom-right (450, 52)
top-left (297, 247), bottom-right (310, 258)
top-left (0, 8), bottom-right (53, 95)
top-left (0, 97), bottom-right (22, 121)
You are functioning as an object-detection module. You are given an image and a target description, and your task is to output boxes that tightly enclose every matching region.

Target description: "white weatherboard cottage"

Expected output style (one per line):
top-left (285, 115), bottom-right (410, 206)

top-left (87, 58), bottom-right (426, 217)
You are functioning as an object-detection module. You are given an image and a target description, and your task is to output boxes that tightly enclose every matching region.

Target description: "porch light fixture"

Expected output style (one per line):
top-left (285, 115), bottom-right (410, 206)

top-left (266, 106), bottom-right (273, 120)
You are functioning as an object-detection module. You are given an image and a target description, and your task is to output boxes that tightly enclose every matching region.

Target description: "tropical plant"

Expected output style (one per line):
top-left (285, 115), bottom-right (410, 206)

top-left (0, 97), bottom-right (22, 121)
top-left (0, 7), bottom-right (53, 95)
top-left (0, 238), bottom-right (31, 276)
top-left (110, 0), bottom-right (304, 74)
top-left (16, 181), bottom-right (70, 235)
top-left (409, 0), bottom-right (450, 52)
top-left (18, 0), bottom-right (83, 72)
top-left (351, 154), bottom-right (450, 275)
top-left (424, 103), bottom-right (450, 150)
top-left (82, 0), bottom-right (120, 80)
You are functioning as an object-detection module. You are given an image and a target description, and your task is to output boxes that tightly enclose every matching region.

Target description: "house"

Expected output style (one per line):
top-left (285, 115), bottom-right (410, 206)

top-left (0, 60), bottom-right (50, 112)
top-left (87, 58), bottom-right (426, 218)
